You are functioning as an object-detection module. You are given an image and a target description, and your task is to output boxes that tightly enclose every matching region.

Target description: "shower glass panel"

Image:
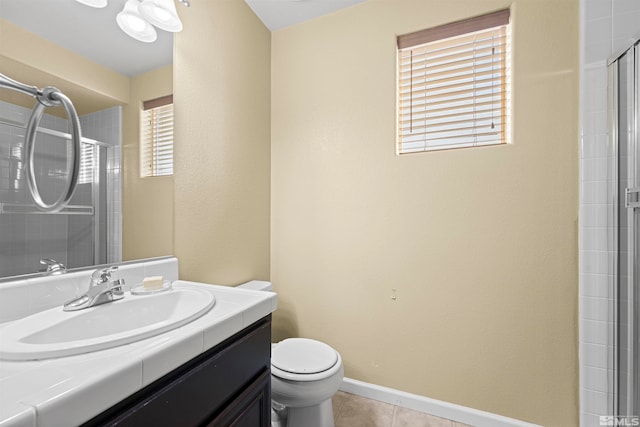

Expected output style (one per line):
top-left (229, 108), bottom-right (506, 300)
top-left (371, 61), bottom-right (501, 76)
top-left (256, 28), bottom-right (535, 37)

top-left (612, 41), bottom-right (640, 417)
top-left (0, 100), bottom-right (120, 278)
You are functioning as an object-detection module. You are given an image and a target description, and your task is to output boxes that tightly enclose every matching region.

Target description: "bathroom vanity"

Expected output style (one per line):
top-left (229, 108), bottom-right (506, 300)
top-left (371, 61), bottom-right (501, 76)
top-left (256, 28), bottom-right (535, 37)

top-left (84, 315), bottom-right (272, 427)
top-left (0, 258), bottom-right (277, 427)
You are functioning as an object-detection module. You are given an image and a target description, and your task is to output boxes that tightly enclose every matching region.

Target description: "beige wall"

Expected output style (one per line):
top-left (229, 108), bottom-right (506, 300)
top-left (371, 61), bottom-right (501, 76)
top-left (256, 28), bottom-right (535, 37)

top-left (172, 0), bottom-right (271, 285)
top-left (122, 65), bottom-right (174, 261)
top-left (271, 1), bottom-right (579, 426)
top-left (0, 19), bottom-right (128, 115)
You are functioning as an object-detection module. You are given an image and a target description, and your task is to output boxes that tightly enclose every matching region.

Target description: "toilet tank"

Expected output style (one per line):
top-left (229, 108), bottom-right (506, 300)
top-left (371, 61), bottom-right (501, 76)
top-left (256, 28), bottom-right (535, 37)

top-left (237, 280), bottom-right (272, 291)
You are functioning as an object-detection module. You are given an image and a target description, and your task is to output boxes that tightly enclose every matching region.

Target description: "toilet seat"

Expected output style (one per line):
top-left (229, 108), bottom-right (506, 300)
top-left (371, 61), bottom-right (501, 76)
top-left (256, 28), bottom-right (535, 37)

top-left (271, 338), bottom-right (341, 382)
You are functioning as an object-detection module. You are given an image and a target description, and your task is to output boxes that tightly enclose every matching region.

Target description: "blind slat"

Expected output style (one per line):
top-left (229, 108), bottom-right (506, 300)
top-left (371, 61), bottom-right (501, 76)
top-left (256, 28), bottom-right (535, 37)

top-left (400, 121), bottom-right (507, 136)
top-left (399, 60), bottom-right (504, 83)
top-left (400, 130), bottom-right (501, 144)
top-left (399, 68), bottom-right (504, 92)
top-left (399, 118), bottom-right (507, 137)
top-left (399, 74), bottom-right (504, 100)
top-left (399, 84), bottom-right (506, 110)
top-left (399, 106), bottom-right (506, 125)
top-left (399, 37), bottom-right (507, 68)
top-left (400, 106), bottom-right (504, 127)
top-left (400, 28), bottom-right (507, 58)
top-left (400, 121), bottom-right (504, 139)
top-left (400, 113), bottom-right (506, 131)
top-left (399, 98), bottom-right (503, 119)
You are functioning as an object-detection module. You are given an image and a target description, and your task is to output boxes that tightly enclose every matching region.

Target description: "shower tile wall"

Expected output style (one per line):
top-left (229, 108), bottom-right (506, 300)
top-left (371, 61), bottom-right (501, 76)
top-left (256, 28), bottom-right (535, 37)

top-left (107, 142), bottom-right (122, 263)
top-left (581, 61), bottom-right (613, 427)
top-left (0, 101), bottom-right (70, 276)
top-left (580, 0), bottom-right (640, 425)
top-left (0, 101), bottom-right (121, 278)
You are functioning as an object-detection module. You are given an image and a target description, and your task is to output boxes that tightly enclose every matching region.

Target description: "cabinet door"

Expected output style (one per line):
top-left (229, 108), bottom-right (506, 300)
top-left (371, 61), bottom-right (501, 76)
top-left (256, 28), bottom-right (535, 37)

top-left (206, 368), bottom-right (271, 427)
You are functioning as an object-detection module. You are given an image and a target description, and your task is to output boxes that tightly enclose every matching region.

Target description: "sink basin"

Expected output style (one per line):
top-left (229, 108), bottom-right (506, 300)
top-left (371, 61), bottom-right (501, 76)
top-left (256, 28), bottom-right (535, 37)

top-left (0, 286), bottom-right (215, 361)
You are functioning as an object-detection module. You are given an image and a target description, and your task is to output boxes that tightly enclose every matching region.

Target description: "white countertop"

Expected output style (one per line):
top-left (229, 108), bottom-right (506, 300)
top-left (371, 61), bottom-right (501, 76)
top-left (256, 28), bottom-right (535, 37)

top-left (0, 280), bottom-right (277, 427)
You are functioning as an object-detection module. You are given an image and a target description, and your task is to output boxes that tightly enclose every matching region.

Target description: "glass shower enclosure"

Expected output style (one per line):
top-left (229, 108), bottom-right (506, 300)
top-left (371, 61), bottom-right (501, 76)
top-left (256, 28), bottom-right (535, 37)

top-left (610, 39), bottom-right (640, 417)
top-left (0, 100), bottom-right (121, 278)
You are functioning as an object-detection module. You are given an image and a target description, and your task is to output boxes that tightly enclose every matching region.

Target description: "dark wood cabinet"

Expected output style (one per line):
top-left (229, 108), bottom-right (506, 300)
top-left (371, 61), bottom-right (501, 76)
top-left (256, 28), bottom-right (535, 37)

top-left (206, 369), bottom-right (271, 427)
top-left (83, 315), bottom-right (271, 427)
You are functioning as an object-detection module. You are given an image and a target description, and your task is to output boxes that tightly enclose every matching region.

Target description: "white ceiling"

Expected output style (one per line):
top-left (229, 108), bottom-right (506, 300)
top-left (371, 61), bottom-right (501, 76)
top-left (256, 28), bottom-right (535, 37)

top-left (0, 0), bottom-right (173, 77)
top-left (0, 0), bottom-right (366, 77)
top-left (244, 0), bottom-right (366, 32)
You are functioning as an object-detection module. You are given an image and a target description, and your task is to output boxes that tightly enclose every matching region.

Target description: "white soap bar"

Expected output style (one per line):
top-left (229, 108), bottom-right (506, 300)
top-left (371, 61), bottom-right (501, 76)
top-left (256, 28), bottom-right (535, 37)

top-left (143, 276), bottom-right (164, 290)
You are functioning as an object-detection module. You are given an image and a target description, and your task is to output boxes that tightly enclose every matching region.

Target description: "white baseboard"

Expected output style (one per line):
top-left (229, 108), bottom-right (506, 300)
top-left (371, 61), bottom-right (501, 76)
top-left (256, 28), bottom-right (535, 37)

top-left (339, 378), bottom-right (541, 427)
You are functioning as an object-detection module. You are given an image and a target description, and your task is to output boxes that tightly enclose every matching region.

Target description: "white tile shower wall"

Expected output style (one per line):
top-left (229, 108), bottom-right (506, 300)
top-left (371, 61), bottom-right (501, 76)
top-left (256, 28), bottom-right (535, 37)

top-left (580, 0), bottom-right (640, 425)
top-left (580, 64), bottom-right (614, 427)
top-left (0, 101), bottom-right (71, 276)
top-left (0, 101), bottom-right (122, 277)
top-left (107, 109), bottom-right (122, 264)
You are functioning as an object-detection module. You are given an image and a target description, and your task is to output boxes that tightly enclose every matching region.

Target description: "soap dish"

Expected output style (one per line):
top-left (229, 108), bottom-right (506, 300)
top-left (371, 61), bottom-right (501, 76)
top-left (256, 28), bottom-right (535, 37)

top-left (131, 281), bottom-right (172, 295)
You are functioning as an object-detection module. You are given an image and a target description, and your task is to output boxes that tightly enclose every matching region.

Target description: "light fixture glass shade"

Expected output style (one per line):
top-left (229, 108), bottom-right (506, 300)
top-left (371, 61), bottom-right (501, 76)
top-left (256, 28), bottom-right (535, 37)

top-left (139, 0), bottom-right (183, 32)
top-left (117, 0), bottom-right (157, 43)
top-left (75, 0), bottom-right (108, 7)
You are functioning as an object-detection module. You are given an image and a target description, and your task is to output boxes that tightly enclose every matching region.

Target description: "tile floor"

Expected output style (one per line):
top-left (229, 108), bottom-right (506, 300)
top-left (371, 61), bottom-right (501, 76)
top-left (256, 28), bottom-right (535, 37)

top-left (332, 391), bottom-right (474, 427)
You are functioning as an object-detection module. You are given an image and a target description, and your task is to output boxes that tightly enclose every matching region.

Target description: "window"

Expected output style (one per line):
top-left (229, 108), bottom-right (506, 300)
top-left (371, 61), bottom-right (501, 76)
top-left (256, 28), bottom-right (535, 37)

top-left (141, 94), bottom-right (174, 177)
top-left (397, 9), bottom-right (511, 154)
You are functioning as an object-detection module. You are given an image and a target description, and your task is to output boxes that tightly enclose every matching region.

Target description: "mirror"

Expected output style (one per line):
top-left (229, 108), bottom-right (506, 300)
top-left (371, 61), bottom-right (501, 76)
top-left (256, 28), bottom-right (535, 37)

top-left (0, 0), bottom-right (173, 280)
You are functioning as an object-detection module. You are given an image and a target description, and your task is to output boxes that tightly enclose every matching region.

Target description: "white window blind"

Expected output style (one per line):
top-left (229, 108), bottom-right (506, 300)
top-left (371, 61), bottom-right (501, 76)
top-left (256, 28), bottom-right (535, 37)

top-left (397, 9), bottom-right (511, 154)
top-left (141, 94), bottom-right (174, 177)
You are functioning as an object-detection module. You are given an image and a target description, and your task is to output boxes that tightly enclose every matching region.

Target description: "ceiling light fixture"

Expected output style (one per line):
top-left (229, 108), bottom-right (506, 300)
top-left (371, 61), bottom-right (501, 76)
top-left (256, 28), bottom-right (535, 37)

top-left (75, 0), bottom-right (108, 8)
top-left (139, 0), bottom-right (183, 32)
top-left (116, 0), bottom-right (158, 43)
top-left (75, 0), bottom-right (187, 43)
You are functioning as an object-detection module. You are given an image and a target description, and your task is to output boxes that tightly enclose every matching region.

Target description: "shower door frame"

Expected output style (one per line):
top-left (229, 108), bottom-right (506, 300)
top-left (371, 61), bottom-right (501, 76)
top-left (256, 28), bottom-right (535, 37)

top-left (610, 38), bottom-right (640, 417)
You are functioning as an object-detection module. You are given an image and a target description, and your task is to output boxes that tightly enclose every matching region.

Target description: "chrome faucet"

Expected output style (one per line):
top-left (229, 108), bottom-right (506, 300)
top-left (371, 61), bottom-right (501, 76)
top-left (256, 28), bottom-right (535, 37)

top-left (40, 258), bottom-right (66, 275)
top-left (63, 266), bottom-right (125, 311)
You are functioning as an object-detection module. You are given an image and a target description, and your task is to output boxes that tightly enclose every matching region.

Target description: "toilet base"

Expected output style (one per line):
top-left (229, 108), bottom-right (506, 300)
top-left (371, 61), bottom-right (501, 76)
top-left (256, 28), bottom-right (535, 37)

top-left (272, 398), bottom-right (334, 427)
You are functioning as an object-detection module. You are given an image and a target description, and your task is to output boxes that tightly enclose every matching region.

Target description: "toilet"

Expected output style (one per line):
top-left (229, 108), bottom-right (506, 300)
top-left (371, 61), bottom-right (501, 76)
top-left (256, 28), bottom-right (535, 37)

top-left (237, 281), bottom-right (344, 427)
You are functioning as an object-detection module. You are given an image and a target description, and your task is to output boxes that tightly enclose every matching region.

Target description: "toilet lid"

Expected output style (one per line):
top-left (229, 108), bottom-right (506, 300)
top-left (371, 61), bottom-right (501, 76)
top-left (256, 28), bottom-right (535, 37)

top-left (271, 338), bottom-right (338, 374)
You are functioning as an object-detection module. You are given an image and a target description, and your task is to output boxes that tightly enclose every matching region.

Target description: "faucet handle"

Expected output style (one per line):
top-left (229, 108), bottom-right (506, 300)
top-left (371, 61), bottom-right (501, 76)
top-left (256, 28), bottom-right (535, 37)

top-left (91, 265), bottom-right (118, 285)
top-left (40, 258), bottom-right (66, 274)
